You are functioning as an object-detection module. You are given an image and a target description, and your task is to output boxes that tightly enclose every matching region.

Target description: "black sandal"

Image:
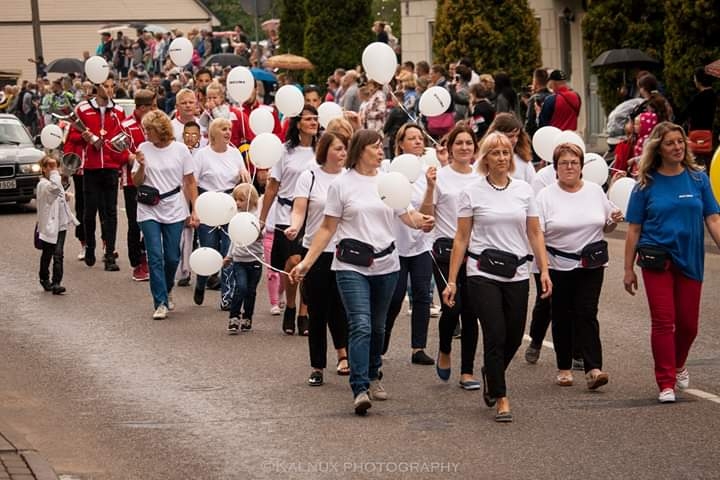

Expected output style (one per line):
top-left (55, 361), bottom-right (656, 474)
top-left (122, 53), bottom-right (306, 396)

top-left (307, 370), bottom-right (323, 386)
top-left (283, 307), bottom-right (296, 335)
top-left (297, 315), bottom-right (309, 336)
top-left (336, 357), bottom-right (350, 376)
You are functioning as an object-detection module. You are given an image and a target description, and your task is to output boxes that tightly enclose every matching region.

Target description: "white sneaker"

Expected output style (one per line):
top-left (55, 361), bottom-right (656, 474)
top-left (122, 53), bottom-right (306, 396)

top-left (676, 368), bottom-right (690, 390)
top-left (270, 305), bottom-right (281, 316)
top-left (77, 246), bottom-right (86, 261)
top-left (429, 304), bottom-right (442, 317)
top-left (167, 294), bottom-right (175, 311)
top-left (658, 388), bottom-right (676, 403)
top-left (152, 305), bottom-right (168, 320)
top-left (369, 379), bottom-right (388, 401)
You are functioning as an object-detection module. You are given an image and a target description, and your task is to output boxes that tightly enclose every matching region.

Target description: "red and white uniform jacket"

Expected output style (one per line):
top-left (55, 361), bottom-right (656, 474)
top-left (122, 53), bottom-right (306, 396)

top-left (63, 99), bottom-right (127, 171)
top-left (119, 113), bottom-right (147, 187)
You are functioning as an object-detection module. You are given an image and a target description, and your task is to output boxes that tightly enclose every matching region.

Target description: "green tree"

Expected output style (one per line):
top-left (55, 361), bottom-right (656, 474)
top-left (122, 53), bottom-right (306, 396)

top-left (303, 0), bottom-right (373, 85)
top-left (663, 0), bottom-right (720, 119)
top-left (432, 0), bottom-right (541, 88)
top-left (582, 0), bottom-right (665, 113)
top-left (278, 0), bottom-right (306, 55)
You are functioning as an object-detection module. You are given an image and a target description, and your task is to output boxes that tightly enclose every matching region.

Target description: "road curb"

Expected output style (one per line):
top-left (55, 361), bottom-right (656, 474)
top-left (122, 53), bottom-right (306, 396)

top-left (0, 419), bottom-right (59, 480)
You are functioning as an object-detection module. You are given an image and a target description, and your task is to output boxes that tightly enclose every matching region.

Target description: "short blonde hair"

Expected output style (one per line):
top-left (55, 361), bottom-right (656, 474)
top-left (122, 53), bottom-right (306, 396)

top-left (232, 183), bottom-right (259, 211)
top-left (208, 117), bottom-right (232, 145)
top-left (477, 131), bottom-right (515, 175)
top-left (205, 82), bottom-right (225, 99)
top-left (176, 88), bottom-right (196, 104)
top-left (141, 110), bottom-right (175, 144)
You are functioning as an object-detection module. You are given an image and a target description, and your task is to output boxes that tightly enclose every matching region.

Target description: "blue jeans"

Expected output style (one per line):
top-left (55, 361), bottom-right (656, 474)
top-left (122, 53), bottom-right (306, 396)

top-left (336, 270), bottom-right (399, 397)
top-left (229, 261), bottom-right (262, 319)
top-left (196, 223), bottom-right (233, 306)
top-left (139, 220), bottom-right (184, 309)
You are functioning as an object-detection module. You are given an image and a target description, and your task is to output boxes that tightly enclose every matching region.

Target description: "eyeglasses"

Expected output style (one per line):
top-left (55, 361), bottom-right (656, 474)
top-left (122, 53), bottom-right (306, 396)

top-left (183, 132), bottom-right (200, 137)
top-left (557, 160), bottom-right (581, 168)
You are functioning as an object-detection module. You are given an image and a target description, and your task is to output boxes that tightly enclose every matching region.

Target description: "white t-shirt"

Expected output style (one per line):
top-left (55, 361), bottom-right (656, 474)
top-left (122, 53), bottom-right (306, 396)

top-left (532, 164), bottom-right (556, 195)
top-left (133, 141), bottom-right (193, 223)
top-left (457, 177), bottom-right (537, 282)
top-left (294, 166), bottom-right (343, 252)
top-left (392, 167), bottom-right (432, 257)
top-left (270, 145), bottom-right (317, 226)
top-left (194, 146), bottom-right (246, 192)
top-left (171, 117), bottom-right (208, 147)
top-left (433, 165), bottom-right (478, 240)
top-left (325, 169), bottom-right (401, 276)
top-left (511, 154), bottom-right (536, 184)
top-left (536, 181), bottom-right (615, 271)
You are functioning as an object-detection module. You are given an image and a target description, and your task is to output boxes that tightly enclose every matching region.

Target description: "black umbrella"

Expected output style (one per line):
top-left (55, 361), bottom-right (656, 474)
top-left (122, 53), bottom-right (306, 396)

top-left (591, 49), bottom-right (659, 69)
top-left (203, 54), bottom-right (249, 68)
top-left (46, 58), bottom-right (84, 74)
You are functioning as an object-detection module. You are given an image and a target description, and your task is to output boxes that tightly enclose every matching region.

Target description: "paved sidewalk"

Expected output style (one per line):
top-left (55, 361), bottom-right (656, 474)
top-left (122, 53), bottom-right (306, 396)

top-left (0, 420), bottom-right (58, 480)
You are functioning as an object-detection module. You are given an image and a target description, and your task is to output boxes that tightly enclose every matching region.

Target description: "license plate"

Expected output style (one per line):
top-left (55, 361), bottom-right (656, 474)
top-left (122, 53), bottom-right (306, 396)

top-left (0, 179), bottom-right (17, 189)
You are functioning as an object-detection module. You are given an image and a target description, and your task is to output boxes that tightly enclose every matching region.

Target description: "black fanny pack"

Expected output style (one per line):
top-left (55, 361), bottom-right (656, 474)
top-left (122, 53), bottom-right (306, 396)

top-left (636, 246), bottom-right (670, 271)
top-left (547, 240), bottom-right (609, 269)
top-left (277, 196), bottom-right (294, 207)
top-left (469, 249), bottom-right (533, 278)
top-left (335, 239), bottom-right (395, 267)
top-left (432, 237), bottom-right (454, 263)
top-left (137, 185), bottom-right (181, 206)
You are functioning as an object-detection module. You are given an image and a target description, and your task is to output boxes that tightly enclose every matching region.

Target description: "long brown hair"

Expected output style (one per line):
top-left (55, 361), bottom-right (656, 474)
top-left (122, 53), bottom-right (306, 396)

top-left (487, 113), bottom-right (532, 162)
top-left (346, 129), bottom-right (383, 170)
top-left (637, 121), bottom-right (702, 188)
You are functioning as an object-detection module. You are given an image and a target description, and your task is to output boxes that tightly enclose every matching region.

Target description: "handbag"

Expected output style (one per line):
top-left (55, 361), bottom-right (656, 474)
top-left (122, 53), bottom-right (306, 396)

top-left (137, 185), bottom-right (181, 206)
top-left (426, 112), bottom-right (455, 137)
top-left (636, 246), bottom-right (670, 271)
top-left (432, 237), bottom-right (454, 263)
top-left (688, 130), bottom-right (712, 155)
top-left (335, 239), bottom-right (395, 267)
top-left (470, 249), bottom-right (532, 279)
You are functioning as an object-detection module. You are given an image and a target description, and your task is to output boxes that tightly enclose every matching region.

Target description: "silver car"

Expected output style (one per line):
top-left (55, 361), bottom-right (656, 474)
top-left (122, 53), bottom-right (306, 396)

top-left (0, 114), bottom-right (44, 204)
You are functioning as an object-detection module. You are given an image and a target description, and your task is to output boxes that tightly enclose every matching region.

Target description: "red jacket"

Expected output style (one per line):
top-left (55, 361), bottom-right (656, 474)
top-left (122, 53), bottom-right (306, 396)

top-left (538, 86), bottom-right (581, 131)
top-left (119, 112), bottom-right (147, 187)
top-left (63, 99), bottom-right (128, 170)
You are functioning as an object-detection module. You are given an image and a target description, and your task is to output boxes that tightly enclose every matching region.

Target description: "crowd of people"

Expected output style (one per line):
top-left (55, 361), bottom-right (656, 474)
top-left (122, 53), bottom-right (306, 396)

top-left (24, 28), bottom-right (720, 419)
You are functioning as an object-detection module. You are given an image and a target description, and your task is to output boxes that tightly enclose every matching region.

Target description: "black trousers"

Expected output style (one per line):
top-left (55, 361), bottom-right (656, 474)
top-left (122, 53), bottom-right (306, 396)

top-left (466, 276), bottom-right (529, 399)
top-left (72, 174), bottom-right (85, 243)
top-left (39, 230), bottom-right (66, 285)
top-left (550, 268), bottom-right (605, 372)
top-left (301, 251), bottom-right (348, 369)
top-left (123, 186), bottom-right (145, 267)
top-left (433, 260), bottom-right (479, 375)
top-left (83, 168), bottom-right (119, 254)
top-left (528, 273), bottom-right (552, 345)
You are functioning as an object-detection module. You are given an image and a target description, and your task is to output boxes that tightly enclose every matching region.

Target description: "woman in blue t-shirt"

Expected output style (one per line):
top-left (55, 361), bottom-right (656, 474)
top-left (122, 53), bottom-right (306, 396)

top-left (624, 122), bottom-right (720, 404)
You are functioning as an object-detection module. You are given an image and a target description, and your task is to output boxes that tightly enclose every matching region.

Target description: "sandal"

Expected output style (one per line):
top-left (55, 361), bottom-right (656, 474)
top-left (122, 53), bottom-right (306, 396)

top-left (336, 357), bottom-right (350, 376)
top-left (282, 307), bottom-right (296, 335)
top-left (556, 371), bottom-right (574, 386)
top-left (495, 410), bottom-right (513, 423)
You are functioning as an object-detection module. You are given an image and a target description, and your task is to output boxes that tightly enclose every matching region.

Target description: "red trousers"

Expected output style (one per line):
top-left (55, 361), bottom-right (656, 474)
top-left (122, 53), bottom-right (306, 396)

top-left (642, 266), bottom-right (702, 390)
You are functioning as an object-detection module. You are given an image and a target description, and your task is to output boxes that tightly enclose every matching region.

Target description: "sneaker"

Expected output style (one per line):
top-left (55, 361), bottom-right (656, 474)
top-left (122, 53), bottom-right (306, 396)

top-left (353, 391), bottom-right (372, 415)
top-left (658, 388), bottom-right (676, 403)
top-left (429, 304), bottom-right (441, 318)
top-left (104, 254), bottom-right (120, 272)
top-left (152, 305), bottom-right (168, 320)
top-left (84, 248), bottom-right (96, 267)
top-left (227, 317), bottom-right (240, 335)
top-left (77, 245), bottom-right (86, 261)
top-left (177, 276), bottom-right (191, 287)
top-left (132, 264), bottom-right (149, 282)
top-left (525, 344), bottom-right (541, 364)
top-left (167, 294), bottom-right (175, 311)
top-left (40, 279), bottom-right (53, 292)
top-left (270, 305), bottom-right (281, 315)
top-left (240, 318), bottom-right (252, 331)
top-left (369, 379), bottom-right (388, 400)
top-left (206, 273), bottom-right (221, 290)
top-left (51, 284), bottom-right (66, 295)
top-left (572, 358), bottom-right (585, 371)
top-left (193, 286), bottom-right (204, 306)
top-left (676, 368), bottom-right (690, 390)
top-left (411, 350), bottom-right (435, 365)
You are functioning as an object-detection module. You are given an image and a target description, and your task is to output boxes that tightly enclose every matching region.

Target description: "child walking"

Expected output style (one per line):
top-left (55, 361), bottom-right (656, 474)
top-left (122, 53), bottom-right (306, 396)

top-left (37, 156), bottom-right (79, 294)
top-left (225, 183), bottom-right (263, 334)
top-left (176, 121), bottom-right (202, 287)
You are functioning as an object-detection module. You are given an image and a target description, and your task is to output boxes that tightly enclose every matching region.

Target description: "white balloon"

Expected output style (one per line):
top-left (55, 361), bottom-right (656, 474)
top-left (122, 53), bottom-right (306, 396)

top-left (362, 42), bottom-right (398, 85)
top-left (226, 66), bottom-right (255, 104)
top-left (532, 126), bottom-right (561, 162)
top-left (582, 155), bottom-right (609, 186)
top-left (389, 153), bottom-right (423, 183)
top-left (189, 247), bottom-right (224, 276)
top-left (249, 107), bottom-right (275, 135)
top-left (228, 212), bottom-right (261, 247)
top-left (419, 86), bottom-right (452, 117)
top-left (422, 147), bottom-right (441, 168)
top-left (554, 130), bottom-right (586, 153)
top-left (40, 124), bottom-right (63, 149)
top-left (195, 191), bottom-right (237, 227)
top-left (377, 171), bottom-right (412, 209)
top-left (607, 177), bottom-right (636, 216)
top-left (85, 56), bottom-right (110, 84)
top-left (249, 132), bottom-right (283, 169)
top-left (317, 102), bottom-right (343, 128)
top-left (168, 37), bottom-right (193, 67)
top-left (275, 85), bottom-right (305, 117)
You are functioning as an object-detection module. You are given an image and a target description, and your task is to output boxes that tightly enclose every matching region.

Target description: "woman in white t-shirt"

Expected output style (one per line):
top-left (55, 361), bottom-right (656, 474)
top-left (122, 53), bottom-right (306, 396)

top-left (132, 110), bottom-right (198, 320)
top-left (487, 113), bottom-right (536, 184)
top-left (192, 118), bottom-right (250, 309)
top-left (420, 124), bottom-right (481, 387)
top-left (289, 129), bottom-right (434, 415)
top-left (537, 143), bottom-right (622, 390)
top-left (260, 105), bottom-right (319, 336)
top-left (285, 132), bottom-right (349, 386)
top-left (443, 132), bottom-right (551, 423)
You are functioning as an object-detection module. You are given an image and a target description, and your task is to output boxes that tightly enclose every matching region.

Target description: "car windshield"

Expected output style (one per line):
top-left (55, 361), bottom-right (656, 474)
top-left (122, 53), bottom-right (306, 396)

top-left (0, 119), bottom-right (33, 145)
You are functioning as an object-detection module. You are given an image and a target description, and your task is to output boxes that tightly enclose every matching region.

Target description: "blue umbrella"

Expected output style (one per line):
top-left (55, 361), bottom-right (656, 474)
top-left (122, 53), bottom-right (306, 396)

top-left (251, 67), bottom-right (277, 83)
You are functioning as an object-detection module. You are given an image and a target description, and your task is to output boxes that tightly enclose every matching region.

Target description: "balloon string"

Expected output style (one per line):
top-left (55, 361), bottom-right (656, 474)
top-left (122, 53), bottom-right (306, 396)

top-left (217, 225), bottom-right (290, 277)
top-left (388, 90), bottom-right (440, 147)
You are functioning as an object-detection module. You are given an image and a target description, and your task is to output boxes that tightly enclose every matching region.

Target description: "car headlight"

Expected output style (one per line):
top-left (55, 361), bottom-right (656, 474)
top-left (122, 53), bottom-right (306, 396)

top-left (18, 163), bottom-right (42, 175)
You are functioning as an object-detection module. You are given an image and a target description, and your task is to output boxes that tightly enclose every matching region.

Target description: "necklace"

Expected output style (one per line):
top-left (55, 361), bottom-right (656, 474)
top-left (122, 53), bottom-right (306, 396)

top-left (486, 175), bottom-right (511, 191)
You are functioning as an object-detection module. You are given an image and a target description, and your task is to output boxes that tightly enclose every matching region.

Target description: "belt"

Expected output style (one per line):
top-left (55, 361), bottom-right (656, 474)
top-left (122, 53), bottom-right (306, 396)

top-left (375, 242), bottom-right (396, 258)
top-left (466, 250), bottom-right (534, 264)
top-left (277, 196), bottom-right (293, 207)
top-left (546, 245), bottom-right (581, 260)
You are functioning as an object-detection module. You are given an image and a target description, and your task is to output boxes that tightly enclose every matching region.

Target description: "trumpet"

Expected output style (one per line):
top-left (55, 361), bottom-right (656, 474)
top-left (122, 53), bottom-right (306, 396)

top-left (51, 109), bottom-right (101, 148)
top-left (109, 131), bottom-right (131, 152)
top-left (60, 152), bottom-right (82, 176)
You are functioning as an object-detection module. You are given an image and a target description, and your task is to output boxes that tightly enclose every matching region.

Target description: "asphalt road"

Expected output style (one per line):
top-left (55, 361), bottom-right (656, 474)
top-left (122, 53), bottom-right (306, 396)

top-left (1, 201), bottom-right (719, 480)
